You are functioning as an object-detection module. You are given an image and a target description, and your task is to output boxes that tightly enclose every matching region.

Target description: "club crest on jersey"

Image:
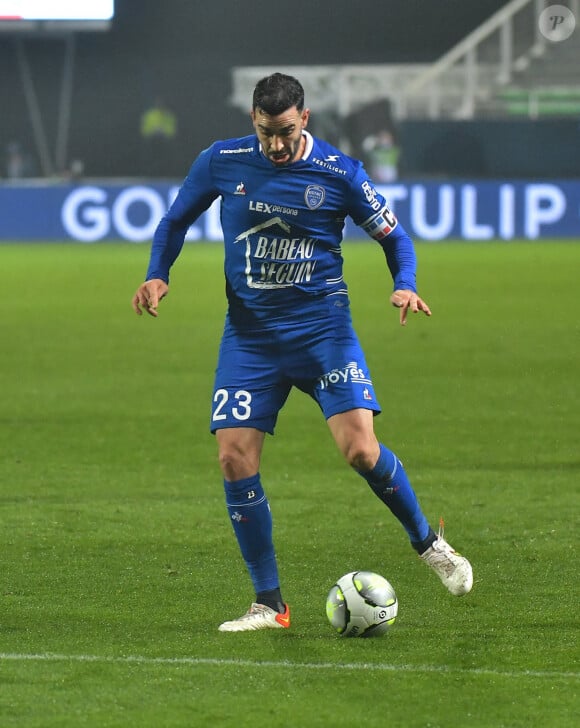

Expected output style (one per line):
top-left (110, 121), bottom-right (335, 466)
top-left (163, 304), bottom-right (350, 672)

top-left (305, 184), bottom-right (325, 210)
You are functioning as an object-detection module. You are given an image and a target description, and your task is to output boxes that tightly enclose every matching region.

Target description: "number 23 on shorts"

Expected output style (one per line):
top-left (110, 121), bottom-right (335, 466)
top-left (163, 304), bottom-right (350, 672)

top-left (212, 389), bottom-right (253, 423)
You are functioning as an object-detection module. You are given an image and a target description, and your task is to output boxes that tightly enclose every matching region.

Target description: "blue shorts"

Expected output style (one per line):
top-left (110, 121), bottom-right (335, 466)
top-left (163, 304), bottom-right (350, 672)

top-left (210, 299), bottom-right (381, 434)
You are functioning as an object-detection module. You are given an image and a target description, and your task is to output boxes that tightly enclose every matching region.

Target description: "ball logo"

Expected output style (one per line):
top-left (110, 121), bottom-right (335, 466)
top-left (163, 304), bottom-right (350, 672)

top-left (304, 185), bottom-right (325, 210)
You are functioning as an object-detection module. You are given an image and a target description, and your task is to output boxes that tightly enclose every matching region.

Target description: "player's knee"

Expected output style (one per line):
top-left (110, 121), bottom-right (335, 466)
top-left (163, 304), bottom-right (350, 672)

top-left (218, 446), bottom-right (243, 479)
top-left (343, 440), bottom-right (377, 472)
top-left (218, 443), bottom-right (259, 481)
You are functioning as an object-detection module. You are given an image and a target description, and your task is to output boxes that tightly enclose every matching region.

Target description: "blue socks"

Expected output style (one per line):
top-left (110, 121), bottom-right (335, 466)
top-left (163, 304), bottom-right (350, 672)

top-left (359, 443), bottom-right (433, 551)
top-left (224, 445), bottom-right (433, 601)
top-left (223, 473), bottom-right (280, 593)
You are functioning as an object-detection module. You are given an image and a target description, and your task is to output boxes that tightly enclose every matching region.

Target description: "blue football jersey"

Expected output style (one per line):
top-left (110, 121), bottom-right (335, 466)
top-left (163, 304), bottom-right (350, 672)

top-left (146, 131), bottom-right (417, 323)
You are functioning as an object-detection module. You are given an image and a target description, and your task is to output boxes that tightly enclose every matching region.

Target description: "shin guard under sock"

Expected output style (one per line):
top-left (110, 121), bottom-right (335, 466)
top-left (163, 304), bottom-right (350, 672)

top-left (359, 443), bottom-right (431, 547)
top-left (223, 474), bottom-right (280, 593)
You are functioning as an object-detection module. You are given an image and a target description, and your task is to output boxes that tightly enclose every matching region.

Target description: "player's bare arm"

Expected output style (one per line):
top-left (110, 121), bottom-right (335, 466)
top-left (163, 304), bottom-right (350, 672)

top-left (132, 278), bottom-right (168, 317)
top-left (390, 289), bottom-right (431, 326)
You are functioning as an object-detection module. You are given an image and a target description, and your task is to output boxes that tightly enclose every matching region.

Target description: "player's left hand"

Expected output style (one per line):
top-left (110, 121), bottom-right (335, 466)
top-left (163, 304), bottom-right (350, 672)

top-left (390, 289), bottom-right (432, 326)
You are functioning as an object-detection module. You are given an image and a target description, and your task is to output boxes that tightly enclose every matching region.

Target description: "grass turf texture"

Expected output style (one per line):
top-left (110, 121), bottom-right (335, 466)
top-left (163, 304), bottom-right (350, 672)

top-left (1, 240), bottom-right (578, 727)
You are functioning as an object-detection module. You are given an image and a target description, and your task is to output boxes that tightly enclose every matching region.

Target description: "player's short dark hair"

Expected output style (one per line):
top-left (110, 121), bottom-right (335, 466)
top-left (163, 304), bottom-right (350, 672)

top-left (252, 73), bottom-right (305, 114)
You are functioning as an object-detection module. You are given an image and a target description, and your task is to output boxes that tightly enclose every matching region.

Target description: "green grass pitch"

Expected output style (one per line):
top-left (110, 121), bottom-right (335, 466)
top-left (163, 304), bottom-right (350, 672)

top-left (1, 240), bottom-right (579, 727)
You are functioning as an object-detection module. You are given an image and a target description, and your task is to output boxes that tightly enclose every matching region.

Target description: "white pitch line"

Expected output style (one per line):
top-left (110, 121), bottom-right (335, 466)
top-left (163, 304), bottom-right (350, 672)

top-left (0, 653), bottom-right (578, 680)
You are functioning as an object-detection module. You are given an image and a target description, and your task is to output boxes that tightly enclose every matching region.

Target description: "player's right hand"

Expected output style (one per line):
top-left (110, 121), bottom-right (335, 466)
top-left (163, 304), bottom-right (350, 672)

top-left (132, 278), bottom-right (168, 317)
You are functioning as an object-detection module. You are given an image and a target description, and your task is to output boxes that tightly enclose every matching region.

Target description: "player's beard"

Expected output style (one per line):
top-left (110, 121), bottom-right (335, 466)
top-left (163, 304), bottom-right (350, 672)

top-left (269, 137), bottom-right (303, 166)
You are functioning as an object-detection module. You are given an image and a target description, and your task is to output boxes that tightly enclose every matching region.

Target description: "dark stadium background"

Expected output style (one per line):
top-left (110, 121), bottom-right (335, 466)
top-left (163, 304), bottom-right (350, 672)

top-left (2, 0), bottom-right (552, 179)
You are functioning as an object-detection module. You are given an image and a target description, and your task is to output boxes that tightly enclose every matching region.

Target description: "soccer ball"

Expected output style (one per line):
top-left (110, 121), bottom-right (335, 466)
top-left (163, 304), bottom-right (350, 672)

top-left (326, 570), bottom-right (398, 637)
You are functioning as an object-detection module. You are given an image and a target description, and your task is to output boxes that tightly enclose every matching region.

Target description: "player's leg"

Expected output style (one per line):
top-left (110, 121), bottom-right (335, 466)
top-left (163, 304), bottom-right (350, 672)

top-left (217, 425), bottom-right (264, 482)
top-left (305, 310), bottom-right (473, 596)
top-left (216, 427), bottom-right (281, 602)
top-left (215, 427), bottom-right (289, 629)
top-left (212, 327), bottom-right (291, 629)
top-left (326, 409), bottom-right (473, 596)
top-left (301, 316), bottom-right (434, 550)
top-left (327, 408), bottom-right (433, 548)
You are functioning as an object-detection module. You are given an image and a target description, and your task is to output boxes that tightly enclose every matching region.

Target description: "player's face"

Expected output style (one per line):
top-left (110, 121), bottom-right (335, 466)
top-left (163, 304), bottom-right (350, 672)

top-left (251, 105), bottom-right (310, 166)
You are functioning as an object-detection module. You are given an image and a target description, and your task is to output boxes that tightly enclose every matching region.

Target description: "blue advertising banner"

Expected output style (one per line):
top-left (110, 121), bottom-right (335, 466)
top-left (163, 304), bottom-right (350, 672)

top-left (0, 180), bottom-right (578, 242)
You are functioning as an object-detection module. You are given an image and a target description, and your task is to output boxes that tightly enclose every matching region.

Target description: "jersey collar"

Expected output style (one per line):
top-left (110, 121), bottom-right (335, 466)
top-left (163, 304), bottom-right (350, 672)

top-left (301, 131), bottom-right (314, 160)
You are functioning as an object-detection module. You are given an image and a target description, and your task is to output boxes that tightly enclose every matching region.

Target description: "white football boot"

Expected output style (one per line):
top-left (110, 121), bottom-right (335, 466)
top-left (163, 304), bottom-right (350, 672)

top-left (218, 602), bottom-right (291, 632)
top-left (420, 522), bottom-right (473, 596)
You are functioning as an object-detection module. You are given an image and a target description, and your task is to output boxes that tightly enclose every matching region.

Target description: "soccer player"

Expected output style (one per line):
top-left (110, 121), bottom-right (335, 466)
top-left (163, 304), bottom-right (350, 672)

top-left (132, 73), bottom-right (473, 632)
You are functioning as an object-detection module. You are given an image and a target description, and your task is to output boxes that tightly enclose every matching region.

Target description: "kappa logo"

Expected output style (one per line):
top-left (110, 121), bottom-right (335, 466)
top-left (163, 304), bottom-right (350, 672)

top-left (235, 182), bottom-right (247, 195)
top-left (305, 184), bottom-right (325, 210)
